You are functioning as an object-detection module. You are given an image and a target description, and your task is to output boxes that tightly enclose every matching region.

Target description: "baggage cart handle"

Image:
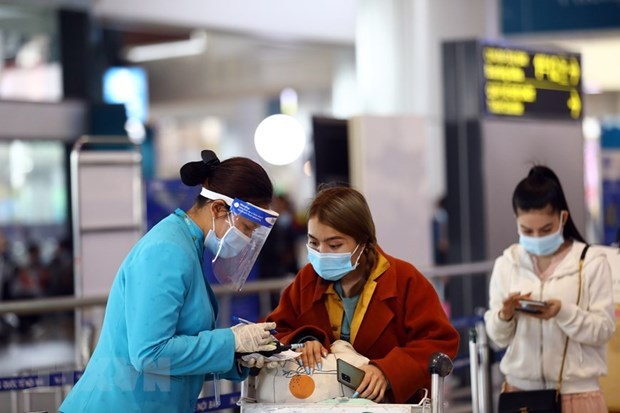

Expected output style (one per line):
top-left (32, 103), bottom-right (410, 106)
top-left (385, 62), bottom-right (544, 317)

top-left (429, 352), bottom-right (453, 413)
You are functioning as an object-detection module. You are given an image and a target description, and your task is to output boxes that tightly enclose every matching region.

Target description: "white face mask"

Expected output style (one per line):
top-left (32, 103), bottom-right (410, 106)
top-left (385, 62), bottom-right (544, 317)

top-left (205, 215), bottom-right (251, 259)
top-left (518, 213), bottom-right (565, 256)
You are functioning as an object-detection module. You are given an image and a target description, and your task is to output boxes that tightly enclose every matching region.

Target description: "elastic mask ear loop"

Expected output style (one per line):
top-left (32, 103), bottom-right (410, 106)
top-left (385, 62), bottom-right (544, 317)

top-left (351, 243), bottom-right (365, 269)
top-left (212, 214), bottom-right (224, 262)
top-left (212, 212), bottom-right (235, 262)
top-left (226, 211), bottom-right (235, 228)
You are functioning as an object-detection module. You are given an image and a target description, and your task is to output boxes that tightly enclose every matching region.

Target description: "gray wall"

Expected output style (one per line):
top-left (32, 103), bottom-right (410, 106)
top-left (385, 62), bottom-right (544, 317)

top-left (482, 119), bottom-right (585, 259)
top-left (349, 115), bottom-right (433, 267)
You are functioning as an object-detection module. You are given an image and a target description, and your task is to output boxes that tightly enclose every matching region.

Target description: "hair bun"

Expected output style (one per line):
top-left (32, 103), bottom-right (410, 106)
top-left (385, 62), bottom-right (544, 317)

top-left (180, 161), bottom-right (205, 186)
top-left (201, 150), bottom-right (220, 170)
top-left (180, 150), bottom-right (221, 186)
top-left (528, 165), bottom-right (559, 185)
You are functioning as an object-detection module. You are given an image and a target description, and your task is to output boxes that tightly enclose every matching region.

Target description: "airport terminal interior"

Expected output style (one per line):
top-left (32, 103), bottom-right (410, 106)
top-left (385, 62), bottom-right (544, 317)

top-left (0, 0), bottom-right (619, 412)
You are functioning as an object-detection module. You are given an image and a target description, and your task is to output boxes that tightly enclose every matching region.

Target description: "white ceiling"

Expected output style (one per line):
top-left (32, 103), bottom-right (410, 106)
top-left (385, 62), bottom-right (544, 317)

top-left (5, 1), bottom-right (617, 92)
top-left (93, 1), bottom-right (620, 93)
top-left (93, 0), bottom-right (358, 44)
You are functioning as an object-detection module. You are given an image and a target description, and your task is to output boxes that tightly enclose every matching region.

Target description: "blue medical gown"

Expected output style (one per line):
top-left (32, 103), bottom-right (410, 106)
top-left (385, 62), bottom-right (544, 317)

top-left (60, 210), bottom-right (248, 413)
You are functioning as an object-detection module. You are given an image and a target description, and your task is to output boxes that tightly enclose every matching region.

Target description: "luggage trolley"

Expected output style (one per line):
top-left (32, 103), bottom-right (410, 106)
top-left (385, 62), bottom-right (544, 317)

top-left (468, 323), bottom-right (492, 413)
top-left (238, 352), bottom-right (454, 413)
top-left (70, 135), bottom-right (145, 367)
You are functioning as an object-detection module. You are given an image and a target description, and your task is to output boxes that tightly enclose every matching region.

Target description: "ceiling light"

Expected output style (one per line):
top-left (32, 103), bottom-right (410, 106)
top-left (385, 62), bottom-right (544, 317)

top-left (124, 30), bottom-right (207, 63)
top-left (280, 88), bottom-right (298, 115)
top-left (582, 117), bottom-right (601, 141)
top-left (254, 114), bottom-right (305, 166)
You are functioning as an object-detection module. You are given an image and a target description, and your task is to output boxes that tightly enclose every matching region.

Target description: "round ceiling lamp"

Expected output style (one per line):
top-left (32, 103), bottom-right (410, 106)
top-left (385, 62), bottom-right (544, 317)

top-left (254, 114), bottom-right (306, 166)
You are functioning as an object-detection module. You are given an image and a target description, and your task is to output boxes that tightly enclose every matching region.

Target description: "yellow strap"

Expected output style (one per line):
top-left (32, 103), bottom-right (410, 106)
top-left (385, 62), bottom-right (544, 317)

top-left (349, 255), bottom-right (389, 343)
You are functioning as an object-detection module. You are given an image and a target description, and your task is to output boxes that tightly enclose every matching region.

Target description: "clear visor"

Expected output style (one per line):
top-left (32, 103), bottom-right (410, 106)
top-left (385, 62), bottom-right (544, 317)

top-left (202, 189), bottom-right (278, 291)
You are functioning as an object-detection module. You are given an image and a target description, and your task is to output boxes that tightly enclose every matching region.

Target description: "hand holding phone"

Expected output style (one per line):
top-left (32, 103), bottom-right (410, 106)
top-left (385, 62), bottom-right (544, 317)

top-left (336, 359), bottom-right (365, 391)
top-left (516, 298), bottom-right (548, 314)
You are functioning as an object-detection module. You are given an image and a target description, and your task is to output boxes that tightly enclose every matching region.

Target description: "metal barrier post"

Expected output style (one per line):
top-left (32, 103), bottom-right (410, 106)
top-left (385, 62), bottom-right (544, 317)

top-left (22, 389), bottom-right (30, 412)
top-left (54, 386), bottom-right (63, 411)
top-left (476, 319), bottom-right (492, 413)
top-left (469, 328), bottom-right (480, 413)
top-left (10, 389), bottom-right (18, 413)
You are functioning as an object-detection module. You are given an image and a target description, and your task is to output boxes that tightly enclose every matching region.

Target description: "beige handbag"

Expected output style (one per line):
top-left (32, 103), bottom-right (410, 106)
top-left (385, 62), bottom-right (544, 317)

top-left (253, 340), bottom-right (368, 403)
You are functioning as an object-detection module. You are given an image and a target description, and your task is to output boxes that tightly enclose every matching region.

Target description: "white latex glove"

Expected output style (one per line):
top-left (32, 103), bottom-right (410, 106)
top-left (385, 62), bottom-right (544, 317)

top-left (231, 322), bottom-right (277, 353)
top-left (239, 357), bottom-right (286, 369)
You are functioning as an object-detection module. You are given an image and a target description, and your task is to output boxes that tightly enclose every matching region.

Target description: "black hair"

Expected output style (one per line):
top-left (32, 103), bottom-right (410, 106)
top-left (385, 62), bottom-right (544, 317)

top-left (512, 165), bottom-right (585, 242)
top-left (180, 150), bottom-right (273, 207)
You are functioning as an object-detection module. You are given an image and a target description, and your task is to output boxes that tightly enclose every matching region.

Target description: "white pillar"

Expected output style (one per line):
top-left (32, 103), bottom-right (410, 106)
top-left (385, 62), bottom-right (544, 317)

top-left (355, 0), bottom-right (494, 199)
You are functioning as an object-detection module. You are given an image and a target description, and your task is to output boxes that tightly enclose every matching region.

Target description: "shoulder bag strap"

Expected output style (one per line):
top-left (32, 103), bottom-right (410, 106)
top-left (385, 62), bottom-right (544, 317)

top-left (556, 244), bottom-right (590, 399)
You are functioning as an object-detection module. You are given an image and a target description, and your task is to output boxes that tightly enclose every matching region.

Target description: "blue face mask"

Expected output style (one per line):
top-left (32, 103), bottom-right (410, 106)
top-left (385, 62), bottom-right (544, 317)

top-left (518, 215), bottom-right (564, 256)
top-left (306, 244), bottom-right (363, 281)
top-left (205, 216), bottom-right (251, 259)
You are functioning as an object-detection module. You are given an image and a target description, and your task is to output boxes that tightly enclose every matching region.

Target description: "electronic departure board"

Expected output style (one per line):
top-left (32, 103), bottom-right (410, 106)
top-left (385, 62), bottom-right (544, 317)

top-left (481, 43), bottom-right (582, 120)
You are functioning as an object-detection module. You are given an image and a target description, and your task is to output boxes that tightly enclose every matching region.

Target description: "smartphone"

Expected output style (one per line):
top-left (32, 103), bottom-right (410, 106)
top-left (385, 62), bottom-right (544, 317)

top-left (336, 359), bottom-right (365, 391)
top-left (516, 299), bottom-right (548, 314)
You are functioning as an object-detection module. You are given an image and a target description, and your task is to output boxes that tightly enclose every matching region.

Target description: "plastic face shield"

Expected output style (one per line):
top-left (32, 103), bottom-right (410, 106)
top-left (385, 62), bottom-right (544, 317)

top-left (201, 188), bottom-right (279, 291)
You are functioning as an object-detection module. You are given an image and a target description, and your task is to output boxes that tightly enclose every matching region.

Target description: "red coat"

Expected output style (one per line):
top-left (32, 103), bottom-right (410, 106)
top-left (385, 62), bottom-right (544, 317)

top-left (266, 248), bottom-right (459, 403)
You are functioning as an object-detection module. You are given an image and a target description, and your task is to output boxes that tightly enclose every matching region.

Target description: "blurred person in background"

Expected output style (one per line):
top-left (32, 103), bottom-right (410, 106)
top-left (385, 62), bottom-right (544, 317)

top-left (11, 243), bottom-right (48, 299)
top-left (432, 195), bottom-right (449, 265)
top-left (0, 232), bottom-right (16, 301)
top-left (485, 165), bottom-right (615, 413)
top-left (47, 237), bottom-right (74, 297)
top-left (431, 195), bottom-right (450, 310)
top-left (0, 232), bottom-right (17, 339)
top-left (60, 150), bottom-right (280, 413)
top-left (11, 243), bottom-right (49, 335)
top-left (257, 193), bottom-right (303, 309)
top-left (266, 185), bottom-right (459, 404)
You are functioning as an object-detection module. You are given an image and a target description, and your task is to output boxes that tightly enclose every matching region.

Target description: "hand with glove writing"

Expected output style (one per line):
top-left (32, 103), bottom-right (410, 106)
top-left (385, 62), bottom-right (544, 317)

top-left (231, 322), bottom-right (277, 353)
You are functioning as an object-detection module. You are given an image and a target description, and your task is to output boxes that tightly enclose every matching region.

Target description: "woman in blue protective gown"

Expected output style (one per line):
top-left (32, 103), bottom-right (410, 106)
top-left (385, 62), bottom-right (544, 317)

top-left (60, 150), bottom-right (279, 413)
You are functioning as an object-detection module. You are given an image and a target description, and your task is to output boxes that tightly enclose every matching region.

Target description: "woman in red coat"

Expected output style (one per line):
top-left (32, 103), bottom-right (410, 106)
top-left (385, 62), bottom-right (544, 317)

top-left (266, 186), bottom-right (459, 404)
